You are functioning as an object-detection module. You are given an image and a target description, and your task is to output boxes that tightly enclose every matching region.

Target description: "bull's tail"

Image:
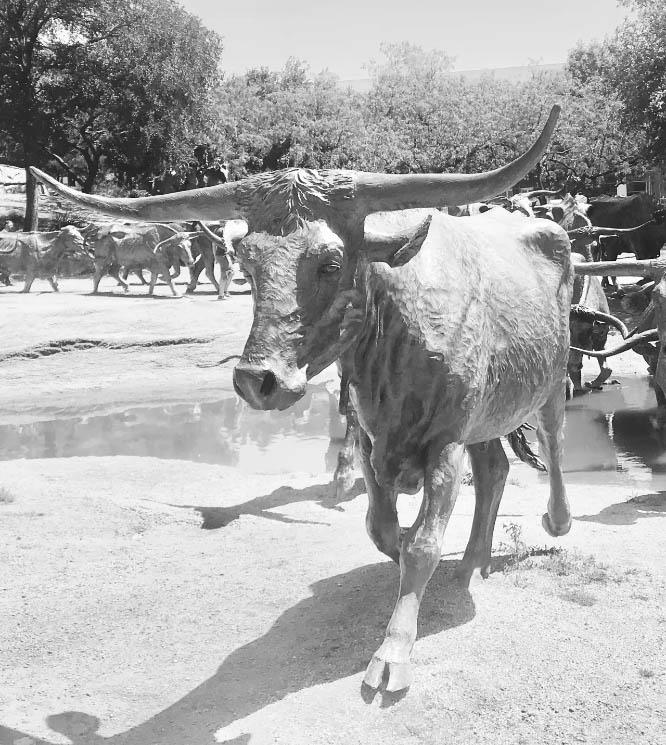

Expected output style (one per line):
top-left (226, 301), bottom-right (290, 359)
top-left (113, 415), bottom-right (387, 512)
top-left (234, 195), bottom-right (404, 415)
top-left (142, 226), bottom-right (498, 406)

top-left (506, 425), bottom-right (547, 472)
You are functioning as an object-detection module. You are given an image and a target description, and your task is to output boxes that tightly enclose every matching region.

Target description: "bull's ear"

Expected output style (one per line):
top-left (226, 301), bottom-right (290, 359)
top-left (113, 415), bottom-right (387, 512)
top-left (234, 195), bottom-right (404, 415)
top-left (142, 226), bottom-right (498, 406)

top-left (363, 208), bottom-right (437, 262)
top-left (390, 216), bottom-right (432, 267)
top-left (551, 206), bottom-right (565, 223)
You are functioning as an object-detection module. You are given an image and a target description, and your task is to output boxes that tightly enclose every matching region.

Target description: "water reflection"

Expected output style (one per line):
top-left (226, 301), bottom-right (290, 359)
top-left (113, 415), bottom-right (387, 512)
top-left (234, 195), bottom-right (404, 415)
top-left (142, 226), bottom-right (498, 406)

top-left (2, 377), bottom-right (666, 488)
top-left (0, 383), bottom-right (347, 476)
top-left (553, 376), bottom-right (666, 490)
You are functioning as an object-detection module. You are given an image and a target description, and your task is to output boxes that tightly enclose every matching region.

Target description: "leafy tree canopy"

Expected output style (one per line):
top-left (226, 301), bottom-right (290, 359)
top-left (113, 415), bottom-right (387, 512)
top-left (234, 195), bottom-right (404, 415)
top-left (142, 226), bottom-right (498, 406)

top-left (0, 0), bottom-right (222, 202)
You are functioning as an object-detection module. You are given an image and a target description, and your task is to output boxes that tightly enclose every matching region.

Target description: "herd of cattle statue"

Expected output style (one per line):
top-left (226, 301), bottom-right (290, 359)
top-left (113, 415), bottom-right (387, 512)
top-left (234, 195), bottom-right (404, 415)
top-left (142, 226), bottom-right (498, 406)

top-left (3, 103), bottom-right (663, 692)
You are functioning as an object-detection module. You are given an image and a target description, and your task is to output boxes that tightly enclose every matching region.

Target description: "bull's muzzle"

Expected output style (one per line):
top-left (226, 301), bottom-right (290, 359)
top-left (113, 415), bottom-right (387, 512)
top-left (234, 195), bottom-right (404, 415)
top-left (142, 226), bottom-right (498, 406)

top-left (233, 362), bottom-right (306, 411)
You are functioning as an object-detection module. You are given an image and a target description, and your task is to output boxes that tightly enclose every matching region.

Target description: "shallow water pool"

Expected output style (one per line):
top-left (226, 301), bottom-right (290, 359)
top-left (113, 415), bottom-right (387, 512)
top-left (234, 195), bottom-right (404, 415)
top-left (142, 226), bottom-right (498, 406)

top-left (1, 377), bottom-right (665, 488)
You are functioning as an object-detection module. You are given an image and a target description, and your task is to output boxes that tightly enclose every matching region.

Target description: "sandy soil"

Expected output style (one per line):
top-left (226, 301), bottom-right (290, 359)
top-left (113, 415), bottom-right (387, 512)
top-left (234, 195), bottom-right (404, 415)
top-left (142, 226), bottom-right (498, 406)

top-left (1, 278), bottom-right (665, 745)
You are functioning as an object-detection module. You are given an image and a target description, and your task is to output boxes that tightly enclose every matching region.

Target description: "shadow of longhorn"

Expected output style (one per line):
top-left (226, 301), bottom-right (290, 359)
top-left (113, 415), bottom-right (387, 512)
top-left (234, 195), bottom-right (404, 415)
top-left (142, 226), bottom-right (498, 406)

top-left (573, 254), bottom-right (666, 427)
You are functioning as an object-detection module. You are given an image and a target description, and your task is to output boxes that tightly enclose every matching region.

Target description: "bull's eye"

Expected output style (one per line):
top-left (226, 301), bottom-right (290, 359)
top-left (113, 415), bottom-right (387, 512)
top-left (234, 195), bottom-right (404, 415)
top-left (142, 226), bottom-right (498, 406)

top-left (320, 262), bottom-right (341, 275)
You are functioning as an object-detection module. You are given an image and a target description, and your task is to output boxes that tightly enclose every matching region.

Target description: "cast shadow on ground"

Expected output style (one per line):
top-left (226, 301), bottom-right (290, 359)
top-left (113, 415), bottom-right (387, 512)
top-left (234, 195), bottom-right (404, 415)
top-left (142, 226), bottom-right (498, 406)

top-left (175, 478), bottom-right (366, 529)
top-left (82, 290), bottom-right (191, 300)
top-left (0, 560), bottom-right (475, 745)
top-left (575, 491), bottom-right (666, 525)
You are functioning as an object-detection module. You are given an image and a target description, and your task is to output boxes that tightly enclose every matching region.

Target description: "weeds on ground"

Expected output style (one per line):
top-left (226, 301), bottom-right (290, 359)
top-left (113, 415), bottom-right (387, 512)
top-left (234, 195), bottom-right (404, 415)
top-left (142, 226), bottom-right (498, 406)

top-left (540, 549), bottom-right (632, 584)
top-left (639, 668), bottom-right (656, 679)
top-left (558, 587), bottom-right (598, 606)
top-left (497, 521), bottom-right (561, 570)
top-left (0, 486), bottom-right (15, 504)
top-left (498, 523), bottom-right (641, 602)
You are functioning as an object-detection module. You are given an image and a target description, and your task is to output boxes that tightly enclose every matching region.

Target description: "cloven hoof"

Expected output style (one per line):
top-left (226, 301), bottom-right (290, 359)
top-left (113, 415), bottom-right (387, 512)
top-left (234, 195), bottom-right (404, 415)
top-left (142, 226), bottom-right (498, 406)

top-left (363, 657), bottom-right (413, 692)
top-left (542, 512), bottom-right (572, 537)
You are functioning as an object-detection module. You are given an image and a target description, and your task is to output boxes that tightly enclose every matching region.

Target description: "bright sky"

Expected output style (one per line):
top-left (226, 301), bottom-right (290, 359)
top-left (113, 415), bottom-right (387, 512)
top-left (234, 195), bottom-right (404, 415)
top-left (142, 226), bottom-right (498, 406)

top-left (177, 0), bottom-right (631, 79)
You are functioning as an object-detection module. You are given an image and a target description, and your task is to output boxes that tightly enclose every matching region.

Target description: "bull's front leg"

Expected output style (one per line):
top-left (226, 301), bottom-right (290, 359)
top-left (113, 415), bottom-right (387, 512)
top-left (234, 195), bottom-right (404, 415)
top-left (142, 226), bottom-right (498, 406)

top-left (148, 270), bottom-right (158, 295)
top-left (359, 429), bottom-right (399, 562)
top-left (455, 438), bottom-right (508, 585)
top-left (159, 267), bottom-right (179, 296)
top-left (186, 256), bottom-right (205, 293)
top-left (21, 268), bottom-right (35, 293)
top-left (536, 387), bottom-right (571, 537)
top-left (108, 265), bottom-right (128, 292)
top-left (364, 440), bottom-right (465, 692)
top-left (334, 400), bottom-right (358, 499)
top-left (567, 350), bottom-right (584, 395)
top-left (92, 262), bottom-right (106, 294)
top-left (47, 276), bottom-right (59, 292)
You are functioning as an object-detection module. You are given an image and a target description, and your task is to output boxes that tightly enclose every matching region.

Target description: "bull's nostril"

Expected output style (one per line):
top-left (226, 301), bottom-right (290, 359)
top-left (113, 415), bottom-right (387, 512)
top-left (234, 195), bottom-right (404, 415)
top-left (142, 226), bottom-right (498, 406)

top-left (260, 370), bottom-right (277, 397)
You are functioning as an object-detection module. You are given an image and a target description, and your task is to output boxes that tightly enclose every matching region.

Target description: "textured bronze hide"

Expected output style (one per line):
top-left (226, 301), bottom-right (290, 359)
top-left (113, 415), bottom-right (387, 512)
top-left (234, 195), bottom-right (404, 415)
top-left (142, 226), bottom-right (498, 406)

top-left (30, 106), bottom-right (574, 693)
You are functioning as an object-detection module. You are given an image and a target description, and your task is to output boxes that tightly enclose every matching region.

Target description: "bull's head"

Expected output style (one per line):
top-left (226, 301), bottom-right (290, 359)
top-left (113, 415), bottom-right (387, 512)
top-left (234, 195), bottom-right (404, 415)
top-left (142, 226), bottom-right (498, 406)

top-left (154, 233), bottom-right (195, 268)
top-left (59, 225), bottom-right (86, 256)
top-left (31, 106), bottom-right (560, 411)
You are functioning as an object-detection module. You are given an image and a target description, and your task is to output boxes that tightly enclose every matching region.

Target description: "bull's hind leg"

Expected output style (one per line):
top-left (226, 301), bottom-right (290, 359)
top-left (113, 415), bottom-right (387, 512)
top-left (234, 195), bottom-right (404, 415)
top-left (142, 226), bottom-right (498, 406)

top-left (456, 438), bottom-right (508, 585)
top-left (21, 269), bottom-right (35, 293)
top-left (536, 387), bottom-right (571, 537)
top-left (92, 263), bottom-right (106, 293)
top-left (109, 266), bottom-right (128, 292)
top-left (359, 429), bottom-right (399, 563)
top-left (587, 358), bottom-right (612, 389)
top-left (364, 441), bottom-right (465, 692)
top-left (162, 270), bottom-right (179, 296)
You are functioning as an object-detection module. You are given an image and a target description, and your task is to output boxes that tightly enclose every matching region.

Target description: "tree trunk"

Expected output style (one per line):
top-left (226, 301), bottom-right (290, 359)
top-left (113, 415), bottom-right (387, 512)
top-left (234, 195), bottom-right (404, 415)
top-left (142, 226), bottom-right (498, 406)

top-left (23, 165), bottom-right (39, 232)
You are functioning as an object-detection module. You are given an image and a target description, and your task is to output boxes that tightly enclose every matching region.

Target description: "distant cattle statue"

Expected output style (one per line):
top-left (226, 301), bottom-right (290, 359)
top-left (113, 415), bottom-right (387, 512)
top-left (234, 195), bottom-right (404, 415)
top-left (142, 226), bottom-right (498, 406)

top-left (587, 193), bottom-right (666, 266)
top-left (85, 222), bottom-right (194, 296)
top-left (32, 105), bottom-right (572, 692)
top-left (185, 220), bottom-right (247, 297)
top-left (0, 226), bottom-right (85, 292)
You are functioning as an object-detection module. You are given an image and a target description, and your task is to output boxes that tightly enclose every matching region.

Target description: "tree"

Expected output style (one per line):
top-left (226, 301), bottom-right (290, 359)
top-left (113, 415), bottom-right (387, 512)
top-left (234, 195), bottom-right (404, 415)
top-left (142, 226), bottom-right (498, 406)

top-left (0, 0), bottom-right (223, 224)
top-left (209, 59), bottom-right (367, 177)
top-left (601, 0), bottom-right (666, 162)
top-left (0, 0), bottom-right (113, 227)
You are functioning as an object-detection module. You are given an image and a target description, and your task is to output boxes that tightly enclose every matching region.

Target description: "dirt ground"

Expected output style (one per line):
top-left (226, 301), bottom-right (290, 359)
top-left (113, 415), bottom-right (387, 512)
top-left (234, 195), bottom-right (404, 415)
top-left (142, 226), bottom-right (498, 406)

top-left (1, 277), bottom-right (665, 745)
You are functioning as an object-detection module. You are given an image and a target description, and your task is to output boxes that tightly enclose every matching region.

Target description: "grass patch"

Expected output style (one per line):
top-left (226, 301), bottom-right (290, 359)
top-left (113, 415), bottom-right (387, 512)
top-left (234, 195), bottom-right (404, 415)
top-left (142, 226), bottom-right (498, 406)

top-left (0, 486), bottom-right (15, 504)
top-left (497, 523), bottom-right (640, 587)
top-left (639, 668), bottom-right (655, 679)
top-left (497, 521), bottom-right (561, 571)
top-left (540, 550), bottom-right (634, 584)
top-left (559, 588), bottom-right (598, 606)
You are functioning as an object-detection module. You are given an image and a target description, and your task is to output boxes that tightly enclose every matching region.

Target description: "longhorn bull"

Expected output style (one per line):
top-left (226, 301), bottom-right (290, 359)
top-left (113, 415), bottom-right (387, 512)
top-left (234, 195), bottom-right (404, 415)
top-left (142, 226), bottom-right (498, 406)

top-left (0, 226), bottom-right (85, 292)
top-left (31, 105), bottom-right (572, 692)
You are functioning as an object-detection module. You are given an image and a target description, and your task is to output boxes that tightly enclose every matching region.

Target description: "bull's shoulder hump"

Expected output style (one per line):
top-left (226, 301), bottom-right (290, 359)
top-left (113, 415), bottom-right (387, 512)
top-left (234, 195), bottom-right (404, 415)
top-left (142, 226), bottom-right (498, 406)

top-left (517, 218), bottom-right (571, 266)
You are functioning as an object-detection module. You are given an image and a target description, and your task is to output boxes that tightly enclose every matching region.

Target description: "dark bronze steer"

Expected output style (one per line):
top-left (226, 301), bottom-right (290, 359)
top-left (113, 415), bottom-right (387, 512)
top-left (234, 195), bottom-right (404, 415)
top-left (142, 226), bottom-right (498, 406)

top-left (0, 226), bottom-right (85, 292)
top-left (31, 105), bottom-right (572, 692)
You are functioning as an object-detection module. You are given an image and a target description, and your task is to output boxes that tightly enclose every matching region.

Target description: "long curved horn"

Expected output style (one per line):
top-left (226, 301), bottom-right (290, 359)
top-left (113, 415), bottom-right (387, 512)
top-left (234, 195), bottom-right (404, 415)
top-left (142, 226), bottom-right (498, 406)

top-left (574, 258), bottom-right (666, 280)
top-left (567, 219), bottom-right (655, 239)
top-left (570, 328), bottom-right (659, 358)
top-left (30, 167), bottom-right (249, 223)
top-left (519, 188), bottom-right (563, 200)
top-left (570, 305), bottom-right (629, 337)
top-left (354, 105), bottom-right (561, 211)
top-left (31, 105), bottom-right (559, 225)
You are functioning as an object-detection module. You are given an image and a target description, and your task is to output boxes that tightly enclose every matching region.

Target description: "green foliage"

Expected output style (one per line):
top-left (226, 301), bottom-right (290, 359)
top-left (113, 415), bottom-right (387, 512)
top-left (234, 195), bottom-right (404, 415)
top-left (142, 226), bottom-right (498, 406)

top-left (209, 59), bottom-right (368, 177)
top-left (602, 0), bottom-right (666, 161)
top-left (0, 0), bottom-right (223, 192)
top-left (207, 42), bottom-right (646, 195)
top-left (1, 2), bottom-right (659, 200)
